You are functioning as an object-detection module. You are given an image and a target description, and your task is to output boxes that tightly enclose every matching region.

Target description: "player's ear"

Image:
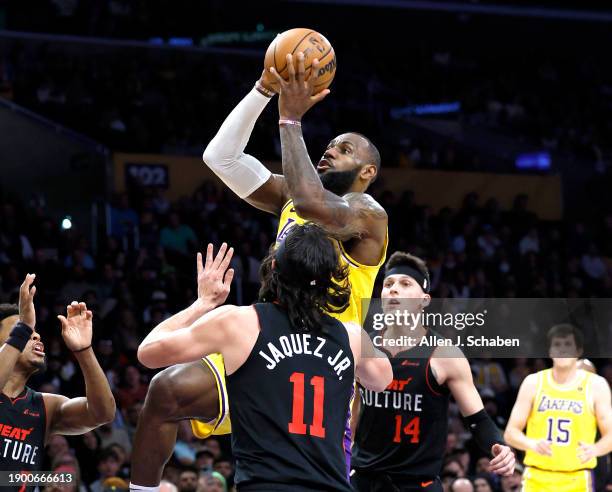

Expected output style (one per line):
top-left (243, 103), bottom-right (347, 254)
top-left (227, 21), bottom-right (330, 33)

top-left (422, 294), bottom-right (431, 309)
top-left (271, 258), bottom-right (277, 270)
top-left (360, 163), bottom-right (377, 181)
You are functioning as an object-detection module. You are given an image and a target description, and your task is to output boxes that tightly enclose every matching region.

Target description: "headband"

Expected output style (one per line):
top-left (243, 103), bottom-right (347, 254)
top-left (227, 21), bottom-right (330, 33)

top-left (385, 265), bottom-right (430, 293)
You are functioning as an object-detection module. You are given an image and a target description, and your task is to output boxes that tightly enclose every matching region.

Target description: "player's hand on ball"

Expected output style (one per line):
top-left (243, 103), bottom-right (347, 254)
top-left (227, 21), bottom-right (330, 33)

top-left (19, 273), bottom-right (37, 328)
top-left (489, 443), bottom-right (515, 476)
top-left (58, 301), bottom-right (93, 352)
top-left (531, 439), bottom-right (553, 456)
top-left (196, 243), bottom-right (234, 309)
top-left (270, 52), bottom-right (330, 121)
top-left (577, 442), bottom-right (597, 463)
top-left (258, 68), bottom-right (279, 94)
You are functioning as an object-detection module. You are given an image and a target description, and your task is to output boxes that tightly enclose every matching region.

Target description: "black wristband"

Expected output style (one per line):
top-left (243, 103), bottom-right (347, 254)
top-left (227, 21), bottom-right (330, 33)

top-left (463, 408), bottom-right (504, 456)
top-left (5, 321), bottom-right (33, 352)
top-left (71, 344), bottom-right (92, 353)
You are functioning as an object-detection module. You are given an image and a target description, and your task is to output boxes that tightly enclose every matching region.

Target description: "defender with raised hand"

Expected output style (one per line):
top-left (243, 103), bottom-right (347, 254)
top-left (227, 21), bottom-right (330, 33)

top-left (130, 54), bottom-right (388, 491)
top-left (138, 224), bottom-right (392, 492)
top-left (0, 275), bottom-right (115, 490)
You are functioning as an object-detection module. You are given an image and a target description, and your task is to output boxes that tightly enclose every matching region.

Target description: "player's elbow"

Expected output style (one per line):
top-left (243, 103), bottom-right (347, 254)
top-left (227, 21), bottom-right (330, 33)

top-left (202, 142), bottom-right (220, 168)
top-left (376, 362), bottom-right (394, 392)
top-left (503, 427), bottom-right (516, 446)
top-left (95, 398), bottom-right (116, 426)
top-left (203, 138), bottom-right (234, 169)
top-left (137, 343), bottom-right (163, 369)
top-left (363, 360), bottom-right (393, 393)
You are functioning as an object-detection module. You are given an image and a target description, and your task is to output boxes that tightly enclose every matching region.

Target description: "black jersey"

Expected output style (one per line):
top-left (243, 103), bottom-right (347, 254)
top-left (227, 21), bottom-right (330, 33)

top-left (0, 387), bottom-right (46, 491)
top-left (226, 303), bottom-right (354, 492)
top-left (352, 335), bottom-right (450, 482)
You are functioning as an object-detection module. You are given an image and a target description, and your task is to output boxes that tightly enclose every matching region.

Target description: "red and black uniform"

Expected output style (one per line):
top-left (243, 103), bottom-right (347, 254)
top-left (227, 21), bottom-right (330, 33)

top-left (352, 338), bottom-right (449, 492)
top-left (226, 303), bottom-right (354, 492)
top-left (0, 387), bottom-right (46, 491)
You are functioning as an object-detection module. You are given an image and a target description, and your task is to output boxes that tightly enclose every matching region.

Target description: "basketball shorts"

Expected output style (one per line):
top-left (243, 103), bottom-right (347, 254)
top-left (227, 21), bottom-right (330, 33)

top-left (190, 353), bottom-right (232, 438)
top-left (522, 466), bottom-right (596, 492)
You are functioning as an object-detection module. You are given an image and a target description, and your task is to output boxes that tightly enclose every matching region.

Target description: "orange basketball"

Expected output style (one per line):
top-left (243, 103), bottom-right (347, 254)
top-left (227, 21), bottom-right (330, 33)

top-left (264, 28), bottom-right (336, 93)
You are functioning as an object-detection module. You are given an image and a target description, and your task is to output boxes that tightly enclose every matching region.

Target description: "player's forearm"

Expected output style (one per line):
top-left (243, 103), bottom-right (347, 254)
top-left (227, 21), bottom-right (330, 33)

top-left (594, 431), bottom-right (612, 457)
top-left (145, 299), bottom-right (212, 339)
top-left (279, 124), bottom-right (327, 214)
top-left (503, 426), bottom-right (533, 452)
top-left (203, 87), bottom-right (273, 199)
top-left (0, 345), bottom-right (21, 391)
top-left (74, 348), bottom-right (116, 424)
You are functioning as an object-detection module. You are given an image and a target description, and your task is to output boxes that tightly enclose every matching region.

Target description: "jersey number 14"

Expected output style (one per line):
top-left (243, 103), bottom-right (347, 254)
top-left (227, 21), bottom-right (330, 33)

top-left (393, 415), bottom-right (421, 443)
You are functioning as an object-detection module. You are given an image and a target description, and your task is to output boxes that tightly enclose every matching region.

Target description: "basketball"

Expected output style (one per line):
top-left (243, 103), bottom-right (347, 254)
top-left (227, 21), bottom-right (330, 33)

top-left (264, 28), bottom-right (336, 93)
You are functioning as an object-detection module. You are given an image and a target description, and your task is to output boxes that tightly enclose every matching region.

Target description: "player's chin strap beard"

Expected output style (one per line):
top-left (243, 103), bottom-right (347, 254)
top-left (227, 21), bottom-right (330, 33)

top-left (320, 167), bottom-right (360, 196)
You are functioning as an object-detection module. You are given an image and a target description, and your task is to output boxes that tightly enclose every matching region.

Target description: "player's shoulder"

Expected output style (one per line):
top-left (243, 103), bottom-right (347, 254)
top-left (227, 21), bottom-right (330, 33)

top-left (342, 321), bottom-right (361, 336)
top-left (41, 392), bottom-right (69, 415)
top-left (588, 373), bottom-right (609, 392)
top-left (432, 343), bottom-right (467, 361)
top-left (520, 372), bottom-right (540, 391)
top-left (343, 192), bottom-right (388, 220)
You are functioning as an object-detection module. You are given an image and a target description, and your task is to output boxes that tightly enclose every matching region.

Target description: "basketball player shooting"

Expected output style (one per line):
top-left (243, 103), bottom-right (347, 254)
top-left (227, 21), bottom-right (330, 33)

top-left (0, 275), bottom-right (116, 490)
top-left (130, 52), bottom-right (388, 490)
top-left (138, 224), bottom-right (393, 491)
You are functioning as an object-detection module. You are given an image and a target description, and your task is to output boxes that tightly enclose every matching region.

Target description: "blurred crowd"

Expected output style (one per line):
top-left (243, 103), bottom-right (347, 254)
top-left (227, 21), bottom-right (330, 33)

top-left (1, 3), bottom-right (612, 177)
top-left (1, 176), bottom-right (612, 491)
top-left (0, 1), bottom-right (611, 490)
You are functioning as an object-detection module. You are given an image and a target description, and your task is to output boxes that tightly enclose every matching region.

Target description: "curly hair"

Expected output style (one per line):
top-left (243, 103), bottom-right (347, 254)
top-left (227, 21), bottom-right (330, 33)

top-left (258, 223), bottom-right (350, 333)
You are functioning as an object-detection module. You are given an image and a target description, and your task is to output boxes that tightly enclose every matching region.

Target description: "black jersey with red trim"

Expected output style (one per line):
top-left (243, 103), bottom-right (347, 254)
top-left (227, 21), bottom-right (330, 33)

top-left (226, 303), bottom-right (354, 492)
top-left (0, 387), bottom-right (46, 490)
top-left (352, 333), bottom-right (450, 480)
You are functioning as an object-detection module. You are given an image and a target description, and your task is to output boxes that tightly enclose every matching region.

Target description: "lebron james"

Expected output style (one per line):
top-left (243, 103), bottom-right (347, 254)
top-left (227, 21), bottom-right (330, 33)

top-left (130, 53), bottom-right (388, 490)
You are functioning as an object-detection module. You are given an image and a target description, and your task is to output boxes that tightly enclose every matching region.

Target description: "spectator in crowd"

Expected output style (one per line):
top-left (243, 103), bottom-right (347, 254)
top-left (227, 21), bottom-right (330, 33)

top-left (450, 478), bottom-right (474, 492)
top-left (196, 471), bottom-right (226, 492)
top-left (89, 447), bottom-right (122, 492)
top-left (473, 475), bottom-right (495, 492)
top-left (177, 466), bottom-right (199, 492)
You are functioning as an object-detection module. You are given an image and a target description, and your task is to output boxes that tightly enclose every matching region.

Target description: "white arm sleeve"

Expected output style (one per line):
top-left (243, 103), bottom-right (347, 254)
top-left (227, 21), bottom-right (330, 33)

top-left (203, 87), bottom-right (273, 199)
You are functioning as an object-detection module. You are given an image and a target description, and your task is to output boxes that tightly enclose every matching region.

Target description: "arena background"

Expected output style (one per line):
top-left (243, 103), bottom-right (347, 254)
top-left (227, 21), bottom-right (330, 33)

top-left (0, 0), bottom-right (611, 491)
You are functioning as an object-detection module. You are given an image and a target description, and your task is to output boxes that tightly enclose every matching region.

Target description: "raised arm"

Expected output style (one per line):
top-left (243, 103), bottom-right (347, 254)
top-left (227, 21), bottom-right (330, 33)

top-left (138, 242), bottom-right (241, 369)
top-left (140, 243), bottom-right (234, 342)
top-left (270, 54), bottom-right (387, 249)
top-left (345, 322), bottom-right (392, 392)
top-left (202, 72), bottom-right (288, 215)
top-left (45, 302), bottom-right (115, 436)
top-left (0, 274), bottom-right (36, 391)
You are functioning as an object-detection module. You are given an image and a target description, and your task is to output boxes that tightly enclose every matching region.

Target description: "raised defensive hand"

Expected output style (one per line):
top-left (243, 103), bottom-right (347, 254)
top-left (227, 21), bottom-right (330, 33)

top-left (270, 52), bottom-right (331, 121)
top-left (19, 273), bottom-right (37, 328)
top-left (58, 301), bottom-right (93, 352)
top-left (197, 242), bottom-right (235, 309)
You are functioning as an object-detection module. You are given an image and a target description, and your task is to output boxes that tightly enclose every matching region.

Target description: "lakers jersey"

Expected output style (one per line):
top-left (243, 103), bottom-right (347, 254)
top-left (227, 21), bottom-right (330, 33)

top-left (524, 369), bottom-right (597, 471)
top-left (276, 199), bottom-right (388, 326)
